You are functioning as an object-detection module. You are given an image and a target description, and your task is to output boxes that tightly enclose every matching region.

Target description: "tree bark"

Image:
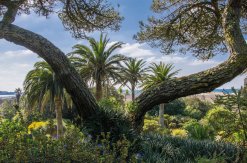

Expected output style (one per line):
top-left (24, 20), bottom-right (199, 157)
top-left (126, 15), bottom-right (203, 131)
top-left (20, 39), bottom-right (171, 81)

top-left (159, 103), bottom-right (165, 128)
top-left (131, 0), bottom-right (247, 130)
top-left (96, 80), bottom-right (103, 101)
top-left (0, 22), bottom-right (99, 122)
top-left (131, 84), bottom-right (135, 102)
top-left (55, 96), bottom-right (63, 138)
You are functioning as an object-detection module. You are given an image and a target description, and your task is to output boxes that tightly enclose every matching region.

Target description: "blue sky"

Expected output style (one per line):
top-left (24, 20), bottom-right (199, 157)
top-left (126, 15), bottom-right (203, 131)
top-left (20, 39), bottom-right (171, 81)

top-left (0, 0), bottom-right (245, 91)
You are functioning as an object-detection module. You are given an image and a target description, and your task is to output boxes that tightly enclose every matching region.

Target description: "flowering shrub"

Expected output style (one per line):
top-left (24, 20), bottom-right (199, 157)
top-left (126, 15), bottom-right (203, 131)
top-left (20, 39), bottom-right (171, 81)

top-left (171, 129), bottom-right (188, 138)
top-left (0, 119), bottom-right (136, 162)
top-left (28, 121), bottom-right (48, 133)
top-left (143, 118), bottom-right (170, 135)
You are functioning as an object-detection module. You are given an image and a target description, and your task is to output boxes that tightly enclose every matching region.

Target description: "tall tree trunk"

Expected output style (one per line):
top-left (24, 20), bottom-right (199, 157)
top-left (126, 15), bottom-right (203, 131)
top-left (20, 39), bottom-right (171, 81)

top-left (106, 80), bottom-right (109, 98)
top-left (0, 23), bottom-right (99, 122)
top-left (159, 103), bottom-right (165, 128)
top-left (131, 84), bottom-right (135, 102)
top-left (96, 80), bottom-right (102, 101)
top-left (131, 1), bottom-right (247, 130)
top-left (55, 96), bottom-right (63, 138)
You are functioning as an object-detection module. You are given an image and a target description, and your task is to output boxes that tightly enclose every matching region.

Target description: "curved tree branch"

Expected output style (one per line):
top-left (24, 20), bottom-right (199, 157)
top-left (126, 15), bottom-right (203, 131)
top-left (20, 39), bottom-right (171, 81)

top-left (132, 0), bottom-right (247, 129)
top-left (0, 22), bottom-right (99, 121)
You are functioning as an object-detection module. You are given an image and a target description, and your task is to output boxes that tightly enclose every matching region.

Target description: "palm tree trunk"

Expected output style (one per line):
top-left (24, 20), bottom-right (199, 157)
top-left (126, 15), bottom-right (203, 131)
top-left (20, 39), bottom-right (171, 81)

top-left (106, 80), bottom-right (109, 98)
top-left (55, 96), bottom-right (63, 138)
top-left (96, 81), bottom-right (103, 101)
top-left (131, 84), bottom-right (135, 102)
top-left (159, 103), bottom-right (165, 128)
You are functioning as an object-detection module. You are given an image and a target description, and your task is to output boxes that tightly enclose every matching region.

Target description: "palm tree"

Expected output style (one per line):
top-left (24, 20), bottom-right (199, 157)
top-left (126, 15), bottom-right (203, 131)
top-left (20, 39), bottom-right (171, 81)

top-left (15, 88), bottom-right (22, 109)
top-left (24, 61), bottom-right (66, 138)
top-left (143, 62), bottom-right (180, 127)
top-left (122, 58), bottom-right (147, 101)
top-left (69, 33), bottom-right (126, 101)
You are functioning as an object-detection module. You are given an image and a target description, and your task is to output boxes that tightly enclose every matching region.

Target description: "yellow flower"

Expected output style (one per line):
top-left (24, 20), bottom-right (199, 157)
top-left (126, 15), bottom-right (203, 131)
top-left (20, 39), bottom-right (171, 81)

top-left (28, 121), bottom-right (48, 133)
top-left (171, 129), bottom-right (188, 138)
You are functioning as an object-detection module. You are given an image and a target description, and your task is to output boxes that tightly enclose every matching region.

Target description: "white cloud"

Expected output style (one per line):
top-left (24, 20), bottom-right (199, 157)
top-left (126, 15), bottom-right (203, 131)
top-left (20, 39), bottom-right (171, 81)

top-left (146, 55), bottom-right (187, 64)
top-left (189, 59), bottom-right (221, 66)
top-left (118, 43), bottom-right (156, 58)
top-left (1, 50), bottom-right (34, 58)
top-left (0, 49), bottom-right (39, 91)
top-left (106, 41), bottom-right (119, 48)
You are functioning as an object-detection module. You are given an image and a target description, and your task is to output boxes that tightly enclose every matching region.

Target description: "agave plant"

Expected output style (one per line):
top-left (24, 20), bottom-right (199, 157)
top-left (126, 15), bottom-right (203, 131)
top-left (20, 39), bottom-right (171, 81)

top-left (141, 133), bottom-right (244, 162)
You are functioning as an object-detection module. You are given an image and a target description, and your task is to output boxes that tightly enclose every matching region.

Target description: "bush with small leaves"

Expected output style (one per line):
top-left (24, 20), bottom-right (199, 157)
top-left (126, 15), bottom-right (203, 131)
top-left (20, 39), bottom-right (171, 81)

top-left (0, 119), bottom-right (136, 162)
top-left (0, 100), bottom-right (16, 119)
top-left (98, 97), bottom-right (122, 111)
top-left (183, 120), bottom-right (213, 140)
top-left (143, 118), bottom-right (170, 135)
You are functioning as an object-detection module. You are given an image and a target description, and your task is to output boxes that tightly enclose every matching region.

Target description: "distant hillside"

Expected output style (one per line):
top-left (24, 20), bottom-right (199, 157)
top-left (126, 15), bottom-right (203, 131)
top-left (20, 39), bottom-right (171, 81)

top-left (0, 91), bottom-right (15, 95)
top-left (123, 89), bottom-right (234, 96)
top-left (213, 89), bottom-right (236, 94)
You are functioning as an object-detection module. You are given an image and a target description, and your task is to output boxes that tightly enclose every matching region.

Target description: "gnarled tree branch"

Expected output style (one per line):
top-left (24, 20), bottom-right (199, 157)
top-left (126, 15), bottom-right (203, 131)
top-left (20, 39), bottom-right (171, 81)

top-left (132, 0), bottom-right (247, 129)
top-left (0, 22), bottom-right (99, 121)
top-left (1, 0), bottom-right (22, 24)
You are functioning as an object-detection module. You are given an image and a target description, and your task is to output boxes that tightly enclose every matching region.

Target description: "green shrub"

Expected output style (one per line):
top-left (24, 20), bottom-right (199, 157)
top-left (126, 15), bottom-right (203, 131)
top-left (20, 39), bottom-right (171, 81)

top-left (165, 99), bottom-right (186, 115)
top-left (184, 105), bottom-right (203, 119)
top-left (24, 110), bottom-right (48, 124)
top-left (143, 118), bottom-right (170, 135)
top-left (205, 106), bottom-right (235, 132)
top-left (98, 97), bottom-right (122, 111)
top-left (203, 106), bottom-right (245, 143)
top-left (83, 106), bottom-right (137, 142)
top-left (0, 100), bottom-right (16, 119)
top-left (0, 119), bottom-right (136, 162)
top-left (125, 101), bottom-right (138, 113)
top-left (147, 99), bottom-right (186, 116)
top-left (183, 120), bottom-right (213, 140)
top-left (164, 114), bottom-right (196, 129)
top-left (183, 97), bottom-right (212, 113)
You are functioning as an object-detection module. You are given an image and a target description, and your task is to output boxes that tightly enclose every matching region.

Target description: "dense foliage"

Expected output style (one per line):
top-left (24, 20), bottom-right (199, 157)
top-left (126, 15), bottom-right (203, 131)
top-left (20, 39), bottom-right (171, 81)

top-left (142, 134), bottom-right (245, 163)
top-left (1, 1), bottom-right (247, 161)
top-left (0, 119), bottom-right (134, 162)
top-left (0, 112), bottom-right (246, 162)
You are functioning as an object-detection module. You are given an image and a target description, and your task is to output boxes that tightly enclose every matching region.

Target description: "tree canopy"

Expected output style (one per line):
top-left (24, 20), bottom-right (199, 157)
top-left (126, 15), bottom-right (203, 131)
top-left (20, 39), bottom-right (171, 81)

top-left (0, 0), bottom-right (123, 38)
top-left (69, 33), bottom-right (126, 100)
top-left (135, 0), bottom-right (247, 59)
